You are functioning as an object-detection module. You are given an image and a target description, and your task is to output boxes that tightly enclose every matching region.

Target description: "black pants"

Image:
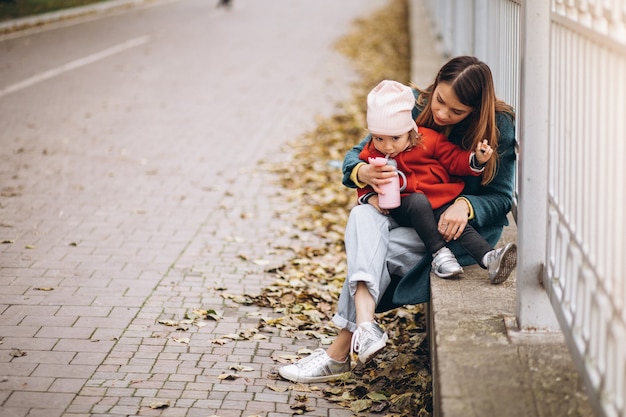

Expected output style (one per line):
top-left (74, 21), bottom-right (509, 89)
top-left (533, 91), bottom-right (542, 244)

top-left (390, 192), bottom-right (493, 267)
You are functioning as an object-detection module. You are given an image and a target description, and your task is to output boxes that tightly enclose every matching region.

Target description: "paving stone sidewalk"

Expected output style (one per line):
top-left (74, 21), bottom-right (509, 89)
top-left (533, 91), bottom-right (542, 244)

top-left (0, 1), bottom-right (388, 416)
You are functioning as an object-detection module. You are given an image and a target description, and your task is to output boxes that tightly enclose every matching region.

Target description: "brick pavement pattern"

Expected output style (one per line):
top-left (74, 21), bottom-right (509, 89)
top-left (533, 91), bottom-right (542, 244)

top-left (0, 1), bottom-right (388, 415)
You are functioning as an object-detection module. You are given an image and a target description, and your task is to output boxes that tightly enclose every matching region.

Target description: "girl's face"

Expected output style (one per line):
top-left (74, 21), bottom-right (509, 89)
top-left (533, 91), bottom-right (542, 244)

top-left (371, 132), bottom-right (411, 158)
top-left (431, 82), bottom-right (473, 127)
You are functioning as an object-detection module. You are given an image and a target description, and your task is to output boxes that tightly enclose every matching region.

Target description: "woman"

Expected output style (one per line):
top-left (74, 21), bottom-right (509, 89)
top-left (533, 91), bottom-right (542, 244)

top-left (278, 56), bottom-right (516, 383)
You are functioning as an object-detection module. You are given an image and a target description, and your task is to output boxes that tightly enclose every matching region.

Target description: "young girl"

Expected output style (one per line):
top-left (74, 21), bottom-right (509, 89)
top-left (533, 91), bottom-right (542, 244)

top-left (357, 80), bottom-right (517, 282)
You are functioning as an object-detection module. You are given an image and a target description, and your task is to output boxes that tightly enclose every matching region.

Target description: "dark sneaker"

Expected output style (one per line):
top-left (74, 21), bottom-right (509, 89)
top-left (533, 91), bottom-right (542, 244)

top-left (350, 321), bottom-right (388, 364)
top-left (485, 242), bottom-right (517, 284)
top-left (278, 349), bottom-right (350, 383)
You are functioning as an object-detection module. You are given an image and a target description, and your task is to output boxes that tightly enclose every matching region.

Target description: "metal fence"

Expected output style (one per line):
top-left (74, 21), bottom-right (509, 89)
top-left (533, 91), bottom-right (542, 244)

top-left (423, 0), bottom-right (626, 416)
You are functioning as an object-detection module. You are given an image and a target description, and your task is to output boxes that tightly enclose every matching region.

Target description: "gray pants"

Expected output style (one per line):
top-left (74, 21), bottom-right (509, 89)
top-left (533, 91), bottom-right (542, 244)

top-left (331, 204), bottom-right (427, 332)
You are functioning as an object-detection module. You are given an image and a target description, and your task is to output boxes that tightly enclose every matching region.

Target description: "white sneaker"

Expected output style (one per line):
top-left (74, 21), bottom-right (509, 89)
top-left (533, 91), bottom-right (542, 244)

top-left (278, 349), bottom-right (350, 383)
top-left (431, 247), bottom-right (463, 278)
top-left (485, 242), bottom-right (517, 284)
top-left (350, 321), bottom-right (388, 364)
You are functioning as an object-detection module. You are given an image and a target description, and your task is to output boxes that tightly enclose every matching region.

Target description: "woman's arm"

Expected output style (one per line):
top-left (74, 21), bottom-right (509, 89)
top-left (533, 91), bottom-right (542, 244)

top-left (459, 112), bottom-right (516, 228)
top-left (342, 135), bottom-right (371, 188)
top-left (438, 112), bottom-right (516, 241)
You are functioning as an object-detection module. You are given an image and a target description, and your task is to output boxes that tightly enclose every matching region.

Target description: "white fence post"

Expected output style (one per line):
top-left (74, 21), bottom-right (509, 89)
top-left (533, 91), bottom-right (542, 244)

top-left (473, 0), bottom-right (489, 59)
top-left (517, 0), bottom-right (560, 330)
top-left (453, 0), bottom-right (474, 56)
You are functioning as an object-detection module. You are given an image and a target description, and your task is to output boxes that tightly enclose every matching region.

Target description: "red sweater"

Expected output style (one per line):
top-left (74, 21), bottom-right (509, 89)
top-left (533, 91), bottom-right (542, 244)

top-left (358, 127), bottom-right (481, 209)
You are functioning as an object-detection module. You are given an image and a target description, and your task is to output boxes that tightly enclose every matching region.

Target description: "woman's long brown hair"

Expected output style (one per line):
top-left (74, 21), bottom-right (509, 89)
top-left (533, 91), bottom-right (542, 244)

top-left (413, 56), bottom-right (514, 185)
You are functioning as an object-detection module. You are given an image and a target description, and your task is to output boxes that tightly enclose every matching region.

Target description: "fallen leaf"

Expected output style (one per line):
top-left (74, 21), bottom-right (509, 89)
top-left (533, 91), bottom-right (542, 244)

top-left (291, 383), bottom-right (312, 392)
top-left (266, 384), bottom-right (288, 392)
top-left (222, 294), bottom-right (254, 305)
top-left (149, 401), bottom-right (170, 409)
top-left (9, 349), bottom-right (26, 357)
top-left (229, 364), bottom-right (254, 372)
top-left (218, 373), bottom-right (239, 380)
top-left (367, 391), bottom-right (388, 401)
top-left (209, 284), bottom-right (228, 291)
top-left (271, 353), bottom-right (300, 363)
top-left (351, 399), bottom-right (372, 413)
top-left (205, 309), bottom-right (223, 321)
top-left (186, 308), bottom-right (222, 321)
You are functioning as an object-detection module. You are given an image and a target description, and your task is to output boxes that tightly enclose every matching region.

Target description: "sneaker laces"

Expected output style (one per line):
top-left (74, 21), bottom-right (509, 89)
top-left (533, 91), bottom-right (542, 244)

top-left (350, 327), bottom-right (364, 357)
top-left (350, 324), bottom-right (376, 357)
top-left (297, 349), bottom-right (329, 371)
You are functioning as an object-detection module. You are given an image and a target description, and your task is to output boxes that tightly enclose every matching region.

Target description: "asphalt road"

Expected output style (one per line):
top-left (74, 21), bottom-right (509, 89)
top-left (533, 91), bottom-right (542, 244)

top-left (0, 0), bottom-right (387, 415)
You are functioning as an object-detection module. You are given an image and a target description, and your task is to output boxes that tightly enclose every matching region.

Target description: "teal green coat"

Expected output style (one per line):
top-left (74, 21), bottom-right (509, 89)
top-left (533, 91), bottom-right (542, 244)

top-left (342, 94), bottom-right (516, 310)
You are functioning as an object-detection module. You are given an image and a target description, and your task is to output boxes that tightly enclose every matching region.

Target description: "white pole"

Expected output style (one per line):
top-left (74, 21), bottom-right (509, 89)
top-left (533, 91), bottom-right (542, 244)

top-left (517, 0), bottom-right (560, 330)
top-left (473, 0), bottom-right (489, 60)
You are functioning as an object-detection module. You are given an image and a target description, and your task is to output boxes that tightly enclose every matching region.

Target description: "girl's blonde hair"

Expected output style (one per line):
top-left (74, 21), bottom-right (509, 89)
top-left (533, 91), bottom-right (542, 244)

top-left (413, 56), bottom-right (514, 185)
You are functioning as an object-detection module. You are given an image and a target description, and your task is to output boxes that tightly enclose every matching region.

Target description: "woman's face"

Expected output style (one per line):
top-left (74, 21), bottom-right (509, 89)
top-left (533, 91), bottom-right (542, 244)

top-left (430, 82), bottom-right (473, 127)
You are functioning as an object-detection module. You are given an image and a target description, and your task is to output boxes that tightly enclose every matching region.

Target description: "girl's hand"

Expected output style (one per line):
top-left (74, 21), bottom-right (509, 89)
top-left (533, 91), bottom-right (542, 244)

top-left (357, 163), bottom-right (395, 193)
top-left (368, 195), bottom-right (389, 215)
top-left (438, 199), bottom-right (470, 241)
top-left (475, 139), bottom-right (494, 165)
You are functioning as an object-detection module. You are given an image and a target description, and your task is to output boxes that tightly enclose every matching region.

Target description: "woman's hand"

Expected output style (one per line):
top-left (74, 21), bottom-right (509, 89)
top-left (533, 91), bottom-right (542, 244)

top-left (367, 195), bottom-right (389, 215)
top-left (357, 163), bottom-right (396, 193)
top-left (438, 199), bottom-right (470, 242)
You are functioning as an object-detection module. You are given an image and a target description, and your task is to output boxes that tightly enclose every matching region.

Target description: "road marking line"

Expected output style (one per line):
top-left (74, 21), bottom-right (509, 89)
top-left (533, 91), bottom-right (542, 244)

top-left (0, 35), bottom-right (150, 98)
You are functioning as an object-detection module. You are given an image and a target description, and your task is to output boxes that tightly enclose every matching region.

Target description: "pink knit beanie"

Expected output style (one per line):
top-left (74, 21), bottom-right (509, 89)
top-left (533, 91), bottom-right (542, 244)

top-left (366, 80), bottom-right (418, 136)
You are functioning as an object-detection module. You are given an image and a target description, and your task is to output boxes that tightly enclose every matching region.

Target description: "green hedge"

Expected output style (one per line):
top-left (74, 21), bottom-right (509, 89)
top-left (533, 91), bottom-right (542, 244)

top-left (0, 0), bottom-right (110, 22)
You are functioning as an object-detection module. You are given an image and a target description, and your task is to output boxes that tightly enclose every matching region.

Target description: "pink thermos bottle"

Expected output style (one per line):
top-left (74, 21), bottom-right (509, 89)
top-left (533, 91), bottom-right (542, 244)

top-left (368, 157), bottom-right (406, 209)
